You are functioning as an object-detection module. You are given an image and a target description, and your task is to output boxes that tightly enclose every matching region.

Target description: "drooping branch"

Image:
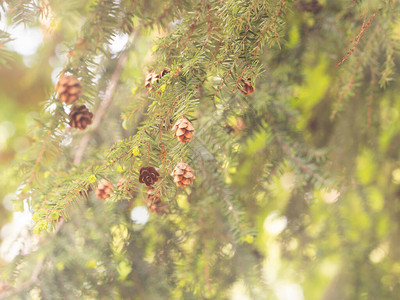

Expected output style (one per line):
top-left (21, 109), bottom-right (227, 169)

top-left (74, 28), bottom-right (142, 165)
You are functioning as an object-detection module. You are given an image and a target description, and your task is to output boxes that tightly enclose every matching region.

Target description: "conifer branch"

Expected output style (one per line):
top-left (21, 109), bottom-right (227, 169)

top-left (199, 158), bottom-right (248, 236)
top-left (337, 11), bottom-right (377, 67)
top-left (0, 27), bottom-right (143, 300)
top-left (73, 28), bottom-right (142, 165)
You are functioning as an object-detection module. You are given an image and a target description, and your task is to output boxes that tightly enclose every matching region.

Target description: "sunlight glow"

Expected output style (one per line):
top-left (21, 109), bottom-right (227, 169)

top-left (8, 25), bottom-right (43, 57)
top-left (130, 206), bottom-right (149, 225)
top-left (264, 212), bottom-right (287, 235)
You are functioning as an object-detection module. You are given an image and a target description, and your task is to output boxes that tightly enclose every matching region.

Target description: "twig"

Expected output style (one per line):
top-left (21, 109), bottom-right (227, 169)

top-left (336, 11), bottom-right (377, 67)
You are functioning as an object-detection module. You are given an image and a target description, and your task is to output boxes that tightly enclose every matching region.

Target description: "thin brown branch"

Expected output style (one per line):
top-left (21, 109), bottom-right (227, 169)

top-left (336, 11), bottom-right (377, 67)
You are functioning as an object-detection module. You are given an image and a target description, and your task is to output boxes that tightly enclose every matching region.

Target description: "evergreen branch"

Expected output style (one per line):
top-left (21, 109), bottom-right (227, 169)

top-left (198, 157), bottom-right (248, 237)
top-left (7, 0), bottom-right (37, 25)
top-left (73, 28), bottom-right (142, 165)
top-left (1, 28), bottom-right (143, 300)
top-left (19, 108), bottom-right (62, 203)
top-left (0, 29), bottom-right (14, 65)
top-left (274, 130), bottom-right (332, 188)
top-left (337, 11), bottom-right (377, 67)
top-left (0, 219), bottom-right (65, 300)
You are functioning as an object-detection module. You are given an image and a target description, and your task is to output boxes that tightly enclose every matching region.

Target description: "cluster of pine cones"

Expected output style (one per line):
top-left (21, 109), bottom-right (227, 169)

top-left (54, 65), bottom-right (254, 216)
top-left (70, 64), bottom-right (258, 214)
top-left (55, 75), bottom-right (93, 130)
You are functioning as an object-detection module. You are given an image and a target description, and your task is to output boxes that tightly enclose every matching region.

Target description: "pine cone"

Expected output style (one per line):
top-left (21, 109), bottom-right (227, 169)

top-left (237, 79), bottom-right (255, 96)
top-left (172, 117), bottom-right (195, 143)
top-left (173, 65), bottom-right (182, 77)
top-left (144, 68), bottom-right (170, 90)
top-left (55, 75), bottom-right (83, 104)
top-left (224, 118), bottom-right (246, 134)
top-left (171, 162), bottom-right (195, 187)
top-left (159, 68), bottom-right (170, 77)
top-left (139, 166), bottom-right (160, 186)
top-left (117, 177), bottom-right (135, 198)
top-left (145, 72), bottom-right (159, 89)
top-left (145, 188), bottom-right (168, 213)
top-left (95, 179), bottom-right (113, 200)
top-left (69, 105), bottom-right (93, 130)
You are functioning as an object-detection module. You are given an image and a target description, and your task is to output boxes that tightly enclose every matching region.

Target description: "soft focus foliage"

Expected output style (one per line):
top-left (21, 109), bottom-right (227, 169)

top-left (1, 0), bottom-right (400, 299)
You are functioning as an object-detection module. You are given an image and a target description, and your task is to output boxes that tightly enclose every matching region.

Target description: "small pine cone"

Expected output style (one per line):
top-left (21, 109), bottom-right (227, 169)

top-left (145, 72), bottom-right (157, 89)
top-left (139, 166), bottom-right (160, 186)
top-left (117, 177), bottom-right (135, 198)
top-left (173, 65), bottom-right (182, 77)
top-left (234, 117), bottom-right (246, 132)
top-left (173, 118), bottom-right (195, 143)
top-left (237, 79), bottom-right (255, 96)
top-left (144, 69), bottom-right (170, 90)
top-left (224, 118), bottom-right (246, 134)
top-left (145, 188), bottom-right (168, 213)
top-left (55, 75), bottom-right (83, 104)
top-left (69, 105), bottom-right (93, 130)
top-left (171, 162), bottom-right (195, 187)
top-left (95, 179), bottom-right (113, 200)
top-left (159, 68), bottom-right (170, 77)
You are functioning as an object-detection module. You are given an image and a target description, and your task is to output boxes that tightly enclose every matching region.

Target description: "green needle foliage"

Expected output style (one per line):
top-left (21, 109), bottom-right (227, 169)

top-left (1, 0), bottom-right (400, 299)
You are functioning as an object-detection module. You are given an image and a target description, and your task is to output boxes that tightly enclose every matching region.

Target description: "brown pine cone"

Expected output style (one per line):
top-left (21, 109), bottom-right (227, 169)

top-left (95, 179), bottom-right (113, 200)
top-left (159, 68), bottom-right (170, 77)
top-left (144, 68), bottom-right (170, 90)
top-left (69, 105), bottom-right (93, 130)
top-left (145, 188), bottom-right (168, 213)
top-left (173, 65), bottom-right (182, 77)
top-left (237, 78), bottom-right (255, 96)
top-left (139, 166), bottom-right (160, 186)
top-left (55, 75), bottom-right (83, 104)
top-left (117, 177), bottom-right (135, 198)
top-left (145, 72), bottom-right (159, 89)
top-left (171, 162), bottom-right (195, 187)
top-left (172, 117), bottom-right (195, 143)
